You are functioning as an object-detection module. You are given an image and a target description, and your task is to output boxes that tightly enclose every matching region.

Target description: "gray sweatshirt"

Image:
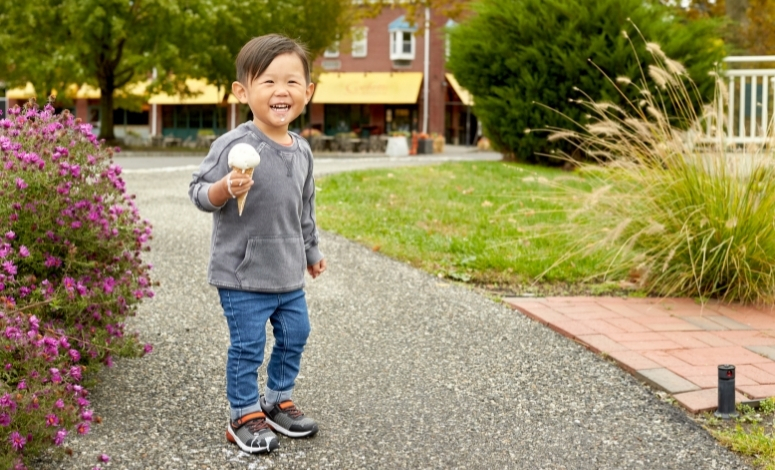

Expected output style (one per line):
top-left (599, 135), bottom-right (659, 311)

top-left (188, 122), bottom-right (323, 293)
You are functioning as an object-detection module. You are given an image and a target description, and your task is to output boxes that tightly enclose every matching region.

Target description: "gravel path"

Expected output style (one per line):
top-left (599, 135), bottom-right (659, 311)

top-left (35, 167), bottom-right (748, 469)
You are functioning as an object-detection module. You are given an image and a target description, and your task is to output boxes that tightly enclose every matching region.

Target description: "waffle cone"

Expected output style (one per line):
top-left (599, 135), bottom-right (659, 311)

top-left (236, 167), bottom-right (255, 216)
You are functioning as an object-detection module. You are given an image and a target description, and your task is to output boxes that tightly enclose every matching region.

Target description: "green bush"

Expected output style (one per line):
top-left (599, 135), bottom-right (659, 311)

top-left (447, 0), bottom-right (725, 164)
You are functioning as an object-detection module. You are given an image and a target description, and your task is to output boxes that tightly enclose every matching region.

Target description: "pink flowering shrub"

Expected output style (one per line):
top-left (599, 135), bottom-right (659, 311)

top-left (0, 102), bottom-right (153, 468)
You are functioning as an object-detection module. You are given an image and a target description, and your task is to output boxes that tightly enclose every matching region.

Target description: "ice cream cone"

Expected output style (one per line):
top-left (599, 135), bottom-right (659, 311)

top-left (236, 167), bottom-right (254, 216)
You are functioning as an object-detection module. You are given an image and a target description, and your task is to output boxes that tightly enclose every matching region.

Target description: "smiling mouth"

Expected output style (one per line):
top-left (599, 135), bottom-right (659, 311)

top-left (270, 104), bottom-right (290, 111)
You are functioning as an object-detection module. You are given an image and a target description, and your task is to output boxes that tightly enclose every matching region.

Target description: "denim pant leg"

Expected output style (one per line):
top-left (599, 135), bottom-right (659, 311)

top-left (218, 288), bottom-right (276, 420)
top-left (264, 289), bottom-right (311, 405)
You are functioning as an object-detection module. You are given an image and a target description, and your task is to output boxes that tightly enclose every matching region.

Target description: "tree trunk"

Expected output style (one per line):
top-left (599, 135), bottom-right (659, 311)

top-left (726, 0), bottom-right (750, 25)
top-left (98, 82), bottom-right (116, 143)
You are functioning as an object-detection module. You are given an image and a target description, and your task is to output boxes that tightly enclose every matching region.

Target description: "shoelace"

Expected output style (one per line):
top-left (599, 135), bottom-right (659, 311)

top-left (246, 417), bottom-right (272, 433)
top-left (282, 403), bottom-right (304, 418)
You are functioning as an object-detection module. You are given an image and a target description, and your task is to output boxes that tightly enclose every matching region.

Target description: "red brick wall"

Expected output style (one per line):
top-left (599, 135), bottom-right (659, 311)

top-left (313, 7), bottom-right (452, 136)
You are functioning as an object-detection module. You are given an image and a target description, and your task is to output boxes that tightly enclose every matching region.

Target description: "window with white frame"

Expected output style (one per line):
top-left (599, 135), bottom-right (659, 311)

top-left (352, 27), bottom-right (368, 58)
top-left (390, 30), bottom-right (415, 61)
top-left (324, 41), bottom-right (340, 58)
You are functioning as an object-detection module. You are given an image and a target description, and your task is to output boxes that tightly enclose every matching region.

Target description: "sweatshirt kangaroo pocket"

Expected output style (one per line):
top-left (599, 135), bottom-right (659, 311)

top-left (235, 236), bottom-right (305, 290)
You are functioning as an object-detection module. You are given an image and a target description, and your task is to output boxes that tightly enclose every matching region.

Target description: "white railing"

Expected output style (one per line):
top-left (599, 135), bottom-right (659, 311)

top-left (709, 56), bottom-right (775, 148)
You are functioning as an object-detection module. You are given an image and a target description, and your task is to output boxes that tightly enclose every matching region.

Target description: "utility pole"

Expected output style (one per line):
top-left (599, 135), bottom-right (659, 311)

top-left (422, 6), bottom-right (430, 135)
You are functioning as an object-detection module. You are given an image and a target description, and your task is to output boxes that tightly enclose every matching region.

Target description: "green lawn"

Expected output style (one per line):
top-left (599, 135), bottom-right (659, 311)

top-left (316, 160), bottom-right (619, 295)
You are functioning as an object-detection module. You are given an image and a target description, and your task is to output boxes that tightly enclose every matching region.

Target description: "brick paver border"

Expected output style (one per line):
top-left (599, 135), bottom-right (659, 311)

top-left (503, 296), bottom-right (775, 413)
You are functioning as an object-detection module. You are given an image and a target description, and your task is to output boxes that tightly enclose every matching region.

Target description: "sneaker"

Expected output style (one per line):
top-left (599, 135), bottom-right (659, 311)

top-left (226, 411), bottom-right (280, 454)
top-left (261, 397), bottom-right (319, 438)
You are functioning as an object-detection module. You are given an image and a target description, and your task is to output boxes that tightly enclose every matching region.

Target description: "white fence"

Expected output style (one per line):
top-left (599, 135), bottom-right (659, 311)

top-left (710, 56), bottom-right (775, 148)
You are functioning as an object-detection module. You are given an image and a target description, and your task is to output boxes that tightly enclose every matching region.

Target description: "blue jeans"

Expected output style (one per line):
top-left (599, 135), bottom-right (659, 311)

top-left (218, 288), bottom-right (310, 421)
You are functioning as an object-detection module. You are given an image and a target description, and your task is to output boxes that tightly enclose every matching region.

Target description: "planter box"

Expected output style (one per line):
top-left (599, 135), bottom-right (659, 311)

top-left (385, 136), bottom-right (409, 157)
top-left (417, 138), bottom-right (434, 155)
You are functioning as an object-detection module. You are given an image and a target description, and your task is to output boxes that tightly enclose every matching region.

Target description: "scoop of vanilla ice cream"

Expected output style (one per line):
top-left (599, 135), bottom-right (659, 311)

top-left (228, 143), bottom-right (261, 169)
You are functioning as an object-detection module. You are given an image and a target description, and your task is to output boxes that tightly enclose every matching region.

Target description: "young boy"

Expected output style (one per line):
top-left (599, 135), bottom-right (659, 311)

top-left (188, 34), bottom-right (326, 454)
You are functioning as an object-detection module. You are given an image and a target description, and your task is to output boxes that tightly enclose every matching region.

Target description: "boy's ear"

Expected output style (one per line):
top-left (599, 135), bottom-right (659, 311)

top-left (232, 81), bottom-right (248, 103)
top-left (304, 82), bottom-right (315, 105)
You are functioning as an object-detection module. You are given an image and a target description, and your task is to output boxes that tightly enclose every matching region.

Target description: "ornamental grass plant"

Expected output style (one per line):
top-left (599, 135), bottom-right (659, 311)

top-left (0, 101), bottom-right (153, 468)
top-left (545, 30), bottom-right (775, 304)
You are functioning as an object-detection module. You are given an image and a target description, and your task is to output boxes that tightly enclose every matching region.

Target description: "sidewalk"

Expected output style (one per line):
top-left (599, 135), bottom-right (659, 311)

top-left (503, 296), bottom-right (775, 413)
top-left (35, 166), bottom-right (748, 469)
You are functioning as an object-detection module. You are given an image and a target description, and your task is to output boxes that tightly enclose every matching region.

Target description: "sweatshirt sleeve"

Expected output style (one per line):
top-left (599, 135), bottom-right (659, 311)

top-left (188, 141), bottom-right (228, 212)
top-left (301, 149), bottom-right (323, 266)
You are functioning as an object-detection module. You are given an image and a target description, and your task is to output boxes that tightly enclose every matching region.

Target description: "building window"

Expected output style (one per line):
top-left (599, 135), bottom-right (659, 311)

top-left (322, 59), bottom-right (341, 70)
top-left (388, 16), bottom-right (417, 62)
top-left (324, 41), bottom-right (340, 58)
top-left (352, 27), bottom-right (368, 58)
top-left (444, 19), bottom-right (458, 61)
top-left (390, 30), bottom-right (415, 61)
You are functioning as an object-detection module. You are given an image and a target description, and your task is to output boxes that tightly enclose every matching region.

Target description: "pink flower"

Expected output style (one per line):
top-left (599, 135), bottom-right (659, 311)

top-left (4, 231), bottom-right (14, 240)
top-left (44, 254), bottom-right (62, 268)
top-left (2, 261), bottom-right (16, 275)
top-left (98, 453), bottom-right (110, 462)
top-left (81, 409), bottom-right (93, 421)
top-left (9, 431), bottom-right (25, 451)
top-left (5, 327), bottom-right (21, 340)
top-left (69, 349), bottom-right (81, 361)
top-left (0, 393), bottom-right (17, 410)
top-left (0, 413), bottom-right (11, 426)
top-left (143, 343), bottom-right (153, 354)
top-left (45, 414), bottom-right (59, 427)
top-left (54, 399), bottom-right (64, 409)
top-left (76, 422), bottom-right (90, 434)
top-left (17, 246), bottom-right (29, 258)
top-left (53, 428), bottom-right (67, 445)
top-left (15, 178), bottom-right (27, 190)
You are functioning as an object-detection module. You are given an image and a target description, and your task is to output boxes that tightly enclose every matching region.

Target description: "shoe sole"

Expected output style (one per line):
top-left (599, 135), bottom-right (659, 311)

top-left (226, 427), bottom-right (279, 454)
top-left (264, 417), bottom-right (318, 438)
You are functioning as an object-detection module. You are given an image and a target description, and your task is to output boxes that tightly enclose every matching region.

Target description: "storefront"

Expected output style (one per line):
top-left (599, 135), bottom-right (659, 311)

top-left (444, 73), bottom-right (477, 146)
top-left (310, 72), bottom-right (423, 137)
top-left (149, 79), bottom-right (239, 141)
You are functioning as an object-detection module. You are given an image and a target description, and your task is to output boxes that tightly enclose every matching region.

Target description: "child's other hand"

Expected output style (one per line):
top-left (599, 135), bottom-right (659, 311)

top-left (307, 259), bottom-right (327, 279)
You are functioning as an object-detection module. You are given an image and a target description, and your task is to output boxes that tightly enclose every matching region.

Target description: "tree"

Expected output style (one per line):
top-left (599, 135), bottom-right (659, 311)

top-left (682, 0), bottom-right (775, 55)
top-left (0, 0), bottom-right (353, 142)
top-left (446, 0), bottom-right (725, 163)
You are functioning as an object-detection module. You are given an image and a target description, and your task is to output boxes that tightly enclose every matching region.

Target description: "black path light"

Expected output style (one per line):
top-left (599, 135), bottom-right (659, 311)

top-left (714, 364), bottom-right (738, 419)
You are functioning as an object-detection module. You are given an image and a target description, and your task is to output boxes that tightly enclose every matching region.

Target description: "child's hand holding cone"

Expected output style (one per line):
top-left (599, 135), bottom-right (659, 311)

top-left (227, 143), bottom-right (261, 216)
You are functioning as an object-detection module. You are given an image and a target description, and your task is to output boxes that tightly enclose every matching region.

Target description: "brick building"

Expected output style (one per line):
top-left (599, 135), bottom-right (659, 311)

top-left (1, 6), bottom-right (476, 145)
top-left (307, 7), bottom-right (476, 145)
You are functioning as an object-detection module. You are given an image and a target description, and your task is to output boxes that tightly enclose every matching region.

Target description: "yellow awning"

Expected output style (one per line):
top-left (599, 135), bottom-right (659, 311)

top-left (6, 82), bottom-right (150, 100)
top-left (445, 73), bottom-right (474, 106)
top-left (7, 79), bottom-right (239, 104)
top-left (148, 79), bottom-right (239, 105)
top-left (312, 72), bottom-right (423, 104)
top-left (6, 83), bottom-right (37, 100)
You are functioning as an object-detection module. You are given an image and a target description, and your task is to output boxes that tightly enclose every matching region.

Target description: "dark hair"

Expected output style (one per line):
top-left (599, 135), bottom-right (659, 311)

top-left (236, 34), bottom-right (311, 85)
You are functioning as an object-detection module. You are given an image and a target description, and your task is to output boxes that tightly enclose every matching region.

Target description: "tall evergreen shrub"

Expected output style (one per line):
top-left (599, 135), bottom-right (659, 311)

top-left (447, 0), bottom-right (724, 163)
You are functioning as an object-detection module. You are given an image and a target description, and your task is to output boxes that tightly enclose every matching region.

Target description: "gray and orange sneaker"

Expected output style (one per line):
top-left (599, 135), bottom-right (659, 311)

top-left (260, 397), bottom-right (319, 438)
top-left (226, 411), bottom-right (280, 454)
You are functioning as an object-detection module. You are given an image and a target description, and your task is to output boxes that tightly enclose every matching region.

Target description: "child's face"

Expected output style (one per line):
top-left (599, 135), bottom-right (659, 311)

top-left (232, 52), bottom-right (314, 140)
